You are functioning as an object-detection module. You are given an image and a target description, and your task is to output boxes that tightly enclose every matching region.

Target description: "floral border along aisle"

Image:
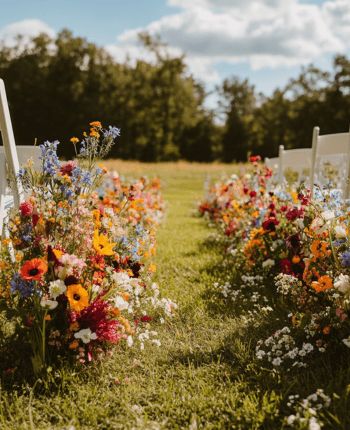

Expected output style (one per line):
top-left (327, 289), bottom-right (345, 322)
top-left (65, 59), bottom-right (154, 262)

top-left (199, 157), bottom-right (350, 428)
top-left (0, 122), bottom-right (176, 376)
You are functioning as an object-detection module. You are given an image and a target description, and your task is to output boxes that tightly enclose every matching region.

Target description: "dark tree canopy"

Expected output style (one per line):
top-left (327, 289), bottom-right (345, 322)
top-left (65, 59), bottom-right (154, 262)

top-left (1, 30), bottom-right (350, 162)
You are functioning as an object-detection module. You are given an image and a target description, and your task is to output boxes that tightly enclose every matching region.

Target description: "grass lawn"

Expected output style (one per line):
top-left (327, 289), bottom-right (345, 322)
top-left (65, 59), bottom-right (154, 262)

top-left (1, 161), bottom-right (349, 429)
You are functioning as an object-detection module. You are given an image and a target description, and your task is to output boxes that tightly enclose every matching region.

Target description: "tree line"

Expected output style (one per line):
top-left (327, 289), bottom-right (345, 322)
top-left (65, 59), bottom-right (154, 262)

top-left (0, 30), bottom-right (349, 162)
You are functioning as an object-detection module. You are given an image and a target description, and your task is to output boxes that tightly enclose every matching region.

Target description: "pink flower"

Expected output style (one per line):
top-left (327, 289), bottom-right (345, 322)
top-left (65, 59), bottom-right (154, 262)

top-left (60, 160), bottom-right (77, 176)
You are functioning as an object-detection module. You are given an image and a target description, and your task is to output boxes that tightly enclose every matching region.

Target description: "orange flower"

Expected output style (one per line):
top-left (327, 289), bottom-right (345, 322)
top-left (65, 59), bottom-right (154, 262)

top-left (292, 255), bottom-right (301, 264)
top-left (70, 137), bottom-right (79, 144)
top-left (69, 340), bottom-right (79, 349)
top-left (90, 129), bottom-right (100, 138)
top-left (89, 121), bottom-right (102, 128)
top-left (66, 284), bottom-right (89, 312)
top-left (311, 275), bottom-right (333, 293)
top-left (20, 258), bottom-right (48, 281)
top-left (322, 326), bottom-right (331, 335)
top-left (310, 240), bottom-right (330, 259)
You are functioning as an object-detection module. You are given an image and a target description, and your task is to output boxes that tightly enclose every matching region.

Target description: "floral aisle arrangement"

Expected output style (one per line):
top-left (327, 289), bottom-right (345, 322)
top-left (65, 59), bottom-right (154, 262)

top-left (199, 157), bottom-right (350, 424)
top-left (0, 122), bottom-right (175, 375)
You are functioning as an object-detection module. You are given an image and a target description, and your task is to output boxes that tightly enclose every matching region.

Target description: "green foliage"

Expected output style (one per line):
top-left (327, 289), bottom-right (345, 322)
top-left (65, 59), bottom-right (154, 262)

top-left (1, 30), bottom-right (350, 161)
top-left (0, 30), bottom-right (217, 162)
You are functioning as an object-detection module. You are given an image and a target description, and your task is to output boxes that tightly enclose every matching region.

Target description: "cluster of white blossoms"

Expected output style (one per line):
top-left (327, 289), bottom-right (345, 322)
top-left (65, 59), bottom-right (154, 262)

top-left (215, 274), bottom-right (271, 316)
top-left (285, 389), bottom-right (331, 429)
top-left (256, 326), bottom-right (315, 369)
top-left (275, 273), bottom-right (301, 297)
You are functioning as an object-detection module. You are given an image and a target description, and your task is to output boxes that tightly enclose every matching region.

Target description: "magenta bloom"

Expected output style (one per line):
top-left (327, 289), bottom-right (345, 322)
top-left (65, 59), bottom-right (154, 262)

top-left (77, 299), bottom-right (121, 343)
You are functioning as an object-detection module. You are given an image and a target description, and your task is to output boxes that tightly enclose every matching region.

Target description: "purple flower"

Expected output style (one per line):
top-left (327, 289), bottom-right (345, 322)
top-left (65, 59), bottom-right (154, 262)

top-left (10, 273), bottom-right (35, 298)
top-left (340, 251), bottom-right (350, 267)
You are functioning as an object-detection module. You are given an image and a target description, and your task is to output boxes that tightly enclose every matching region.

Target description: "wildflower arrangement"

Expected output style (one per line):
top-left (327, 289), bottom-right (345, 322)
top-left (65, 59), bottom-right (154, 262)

top-left (0, 122), bottom-right (175, 375)
top-left (199, 156), bottom-right (350, 371)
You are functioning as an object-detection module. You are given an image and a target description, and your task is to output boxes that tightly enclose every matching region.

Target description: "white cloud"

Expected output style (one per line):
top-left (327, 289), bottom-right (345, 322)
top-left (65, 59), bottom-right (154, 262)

top-left (105, 0), bottom-right (350, 87)
top-left (0, 19), bottom-right (55, 47)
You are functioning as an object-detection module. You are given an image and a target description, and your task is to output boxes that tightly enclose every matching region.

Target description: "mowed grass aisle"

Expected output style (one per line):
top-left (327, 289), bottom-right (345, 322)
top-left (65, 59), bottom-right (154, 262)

top-left (1, 162), bottom-right (282, 429)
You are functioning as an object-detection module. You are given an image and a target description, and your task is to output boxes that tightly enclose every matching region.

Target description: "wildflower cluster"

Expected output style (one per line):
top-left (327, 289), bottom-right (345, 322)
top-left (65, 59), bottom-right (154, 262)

top-left (199, 157), bottom-right (350, 371)
top-left (0, 122), bottom-right (175, 375)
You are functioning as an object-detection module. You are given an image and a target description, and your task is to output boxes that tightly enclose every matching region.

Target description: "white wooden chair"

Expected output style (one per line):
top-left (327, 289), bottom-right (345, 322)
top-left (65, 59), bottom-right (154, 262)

top-left (265, 156), bottom-right (279, 171)
top-left (0, 152), bottom-right (12, 233)
top-left (0, 78), bottom-right (23, 234)
top-left (278, 145), bottom-right (312, 185)
top-left (310, 126), bottom-right (350, 199)
top-left (0, 145), bottom-right (41, 170)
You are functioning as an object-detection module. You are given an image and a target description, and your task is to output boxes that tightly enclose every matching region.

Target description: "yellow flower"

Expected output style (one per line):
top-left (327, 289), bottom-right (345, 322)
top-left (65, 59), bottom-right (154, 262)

top-left (93, 230), bottom-right (116, 256)
top-left (52, 248), bottom-right (64, 260)
top-left (66, 284), bottom-right (89, 312)
top-left (148, 264), bottom-right (156, 273)
top-left (70, 137), bottom-right (79, 144)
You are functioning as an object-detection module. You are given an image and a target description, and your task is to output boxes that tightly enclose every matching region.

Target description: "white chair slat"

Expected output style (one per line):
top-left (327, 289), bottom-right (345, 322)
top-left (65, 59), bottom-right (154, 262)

top-left (310, 126), bottom-right (350, 198)
top-left (0, 79), bottom-right (23, 207)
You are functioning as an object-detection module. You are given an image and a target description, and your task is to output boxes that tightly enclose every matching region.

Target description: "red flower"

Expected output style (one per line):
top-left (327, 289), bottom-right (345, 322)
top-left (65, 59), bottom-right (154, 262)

top-left (60, 160), bottom-right (77, 176)
top-left (280, 258), bottom-right (292, 274)
top-left (286, 207), bottom-right (304, 221)
top-left (249, 190), bottom-right (257, 198)
top-left (19, 201), bottom-right (33, 217)
top-left (32, 214), bottom-right (39, 226)
top-left (249, 155), bottom-right (261, 163)
top-left (262, 218), bottom-right (279, 232)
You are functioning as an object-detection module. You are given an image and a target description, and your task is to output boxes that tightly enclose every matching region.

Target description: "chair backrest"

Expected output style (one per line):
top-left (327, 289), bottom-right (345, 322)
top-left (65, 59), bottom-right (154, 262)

top-left (0, 79), bottom-right (22, 206)
top-left (310, 126), bottom-right (350, 198)
top-left (0, 145), bottom-right (41, 170)
top-left (0, 152), bottom-right (9, 233)
top-left (278, 145), bottom-right (312, 185)
top-left (265, 157), bottom-right (279, 170)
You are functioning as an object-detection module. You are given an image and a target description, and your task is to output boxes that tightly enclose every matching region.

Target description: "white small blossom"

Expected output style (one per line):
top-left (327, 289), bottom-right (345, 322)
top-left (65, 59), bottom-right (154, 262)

top-left (40, 298), bottom-right (58, 310)
top-left (74, 328), bottom-right (97, 344)
top-left (48, 279), bottom-right (66, 299)
top-left (334, 225), bottom-right (347, 239)
top-left (262, 259), bottom-right (275, 269)
top-left (321, 210), bottom-right (335, 221)
top-left (113, 295), bottom-right (129, 311)
top-left (334, 274), bottom-right (350, 295)
top-left (342, 336), bottom-right (350, 348)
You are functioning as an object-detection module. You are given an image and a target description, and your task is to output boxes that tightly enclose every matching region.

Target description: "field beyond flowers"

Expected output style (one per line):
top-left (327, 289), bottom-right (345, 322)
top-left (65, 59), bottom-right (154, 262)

top-left (1, 160), bottom-right (349, 429)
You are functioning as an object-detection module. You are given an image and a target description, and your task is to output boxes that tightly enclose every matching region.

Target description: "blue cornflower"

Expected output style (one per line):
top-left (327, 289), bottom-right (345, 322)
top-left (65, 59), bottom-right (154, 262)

top-left (10, 273), bottom-right (35, 298)
top-left (340, 251), bottom-right (350, 267)
top-left (103, 126), bottom-right (121, 139)
top-left (40, 140), bottom-right (60, 175)
top-left (81, 172), bottom-right (92, 185)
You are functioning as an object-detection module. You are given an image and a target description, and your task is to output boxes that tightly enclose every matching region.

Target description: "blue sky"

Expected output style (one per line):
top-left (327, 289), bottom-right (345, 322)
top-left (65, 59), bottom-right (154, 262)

top-left (0, 0), bottom-right (348, 100)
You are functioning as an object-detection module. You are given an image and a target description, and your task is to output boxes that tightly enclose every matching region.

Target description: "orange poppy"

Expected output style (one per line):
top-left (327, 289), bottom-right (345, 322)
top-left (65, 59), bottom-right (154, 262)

top-left (66, 284), bottom-right (89, 312)
top-left (20, 258), bottom-right (48, 281)
top-left (311, 275), bottom-right (333, 293)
